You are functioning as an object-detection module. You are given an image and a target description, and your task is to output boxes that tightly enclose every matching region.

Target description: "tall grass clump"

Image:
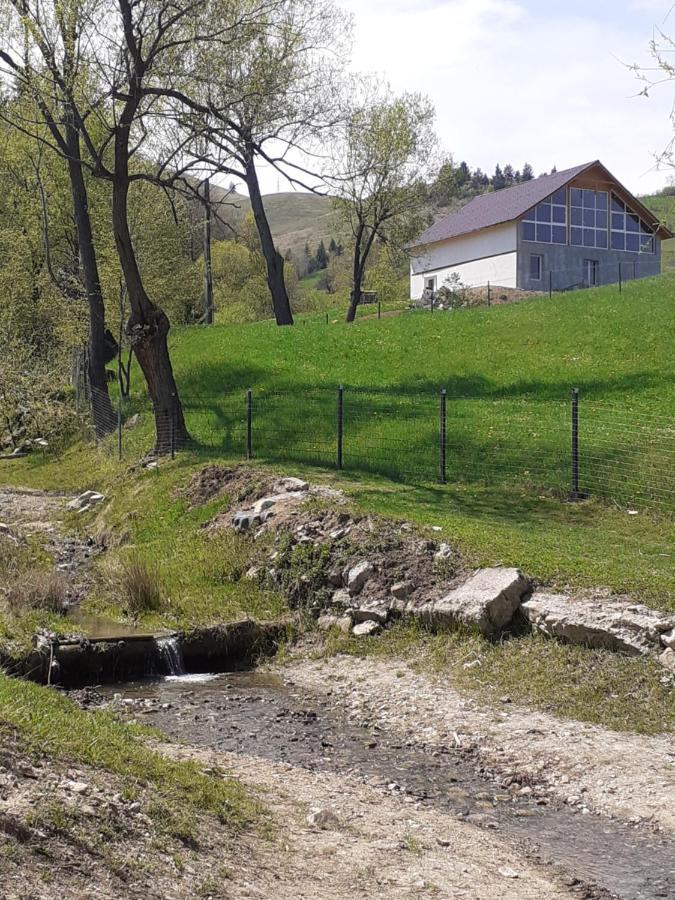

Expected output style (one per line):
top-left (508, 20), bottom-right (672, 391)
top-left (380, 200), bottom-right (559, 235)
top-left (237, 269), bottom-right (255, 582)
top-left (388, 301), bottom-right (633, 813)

top-left (119, 553), bottom-right (164, 617)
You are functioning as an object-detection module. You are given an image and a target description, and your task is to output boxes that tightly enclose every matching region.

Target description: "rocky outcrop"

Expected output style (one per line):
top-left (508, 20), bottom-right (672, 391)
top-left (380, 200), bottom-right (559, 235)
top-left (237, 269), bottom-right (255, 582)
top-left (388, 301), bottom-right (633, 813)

top-left (417, 568), bottom-right (530, 636)
top-left (522, 594), bottom-right (675, 657)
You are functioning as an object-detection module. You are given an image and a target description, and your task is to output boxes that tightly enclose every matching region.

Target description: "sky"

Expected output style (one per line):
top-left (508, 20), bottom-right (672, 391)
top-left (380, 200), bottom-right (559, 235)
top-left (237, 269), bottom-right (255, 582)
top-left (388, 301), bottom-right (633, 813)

top-left (257, 0), bottom-right (675, 196)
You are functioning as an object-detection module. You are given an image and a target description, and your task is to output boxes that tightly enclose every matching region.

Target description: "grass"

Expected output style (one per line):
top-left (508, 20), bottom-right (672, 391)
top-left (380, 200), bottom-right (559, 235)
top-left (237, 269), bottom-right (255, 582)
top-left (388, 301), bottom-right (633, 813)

top-left (0, 675), bottom-right (258, 834)
top-left (317, 620), bottom-right (675, 735)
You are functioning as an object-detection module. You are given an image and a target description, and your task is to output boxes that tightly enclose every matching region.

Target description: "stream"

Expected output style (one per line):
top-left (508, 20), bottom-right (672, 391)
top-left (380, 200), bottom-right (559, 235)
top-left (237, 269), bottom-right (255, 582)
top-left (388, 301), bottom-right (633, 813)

top-left (99, 669), bottom-right (675, 900)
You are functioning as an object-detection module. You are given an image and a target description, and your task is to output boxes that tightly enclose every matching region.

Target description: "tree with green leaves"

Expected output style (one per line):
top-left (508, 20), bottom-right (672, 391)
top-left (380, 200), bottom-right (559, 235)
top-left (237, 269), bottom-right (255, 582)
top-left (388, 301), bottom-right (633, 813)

top-left (0, 1), bottom-right (116, 437)
top-left (330, 86), bottom-right (438, 323)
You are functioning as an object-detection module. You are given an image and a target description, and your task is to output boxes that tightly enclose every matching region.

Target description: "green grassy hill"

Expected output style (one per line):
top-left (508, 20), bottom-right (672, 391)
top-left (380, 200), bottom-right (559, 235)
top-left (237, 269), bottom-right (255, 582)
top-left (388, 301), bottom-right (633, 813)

top-left (208, 184), bottom-right (339, 257)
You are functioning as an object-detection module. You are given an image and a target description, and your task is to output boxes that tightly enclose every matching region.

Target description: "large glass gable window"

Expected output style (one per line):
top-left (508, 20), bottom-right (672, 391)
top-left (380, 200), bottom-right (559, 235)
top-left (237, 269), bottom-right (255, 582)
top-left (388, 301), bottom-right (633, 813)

top-left (570, 189), bottom-right (608, 250)
top-left (610, 195), bottom-right (655, 253)
top-left (522, 188), bottom-right (567, 244)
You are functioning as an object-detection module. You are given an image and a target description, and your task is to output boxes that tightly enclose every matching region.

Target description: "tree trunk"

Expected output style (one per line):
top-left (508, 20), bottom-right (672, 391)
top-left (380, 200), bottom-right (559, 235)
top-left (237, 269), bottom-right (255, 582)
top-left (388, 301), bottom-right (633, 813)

top-left (112, 173), bottom-right (190, 453)
top-left (65, 124), bottom-right (115, 437)
top-left (202, 179), bottom-right (214, 325)
top-left (244, 156), bottom-right (293, 326)
top-left (346, 231), bottom-right (364, 323)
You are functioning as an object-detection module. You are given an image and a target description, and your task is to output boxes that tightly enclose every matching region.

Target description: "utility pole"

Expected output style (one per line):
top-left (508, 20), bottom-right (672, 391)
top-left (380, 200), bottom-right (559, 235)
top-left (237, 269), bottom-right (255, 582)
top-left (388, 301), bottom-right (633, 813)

top-left (203, 179), bottom-right (214, 325)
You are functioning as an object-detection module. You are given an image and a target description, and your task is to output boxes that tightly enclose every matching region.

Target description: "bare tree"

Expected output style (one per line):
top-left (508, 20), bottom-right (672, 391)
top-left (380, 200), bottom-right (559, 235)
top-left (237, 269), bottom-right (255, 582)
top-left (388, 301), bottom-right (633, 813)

top-left (328, 87), bottom-right (438, 323)
top-left (0, 0), bottom-right (116, 437)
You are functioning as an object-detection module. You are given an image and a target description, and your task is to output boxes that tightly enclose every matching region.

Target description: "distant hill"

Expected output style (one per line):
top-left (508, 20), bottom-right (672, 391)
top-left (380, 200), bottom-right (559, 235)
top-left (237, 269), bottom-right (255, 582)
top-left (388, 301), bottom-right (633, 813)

top-left (642, 193), bottom-right (675, 269)
top-left (207, 184), bottom-right (340, 259)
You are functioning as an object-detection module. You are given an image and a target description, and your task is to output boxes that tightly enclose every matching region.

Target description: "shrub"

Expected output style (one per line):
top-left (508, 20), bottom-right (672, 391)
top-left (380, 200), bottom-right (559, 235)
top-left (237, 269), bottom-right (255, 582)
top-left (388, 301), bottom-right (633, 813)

top-left (119, 553), bottom-right (163, 617)
top-left (4, 570), bottom-right (68, 614)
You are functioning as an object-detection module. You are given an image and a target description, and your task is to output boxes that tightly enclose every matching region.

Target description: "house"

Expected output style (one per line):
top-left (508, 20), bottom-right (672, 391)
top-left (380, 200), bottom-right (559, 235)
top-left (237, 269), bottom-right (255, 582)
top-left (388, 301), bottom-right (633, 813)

top-left (408, 161), bottom-right (672, 299)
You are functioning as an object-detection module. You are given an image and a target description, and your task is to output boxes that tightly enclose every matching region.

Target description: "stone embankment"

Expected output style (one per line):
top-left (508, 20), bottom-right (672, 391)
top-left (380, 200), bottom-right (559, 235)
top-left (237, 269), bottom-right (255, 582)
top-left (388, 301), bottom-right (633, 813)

top-left (214, 467), bottom-right (675, 668)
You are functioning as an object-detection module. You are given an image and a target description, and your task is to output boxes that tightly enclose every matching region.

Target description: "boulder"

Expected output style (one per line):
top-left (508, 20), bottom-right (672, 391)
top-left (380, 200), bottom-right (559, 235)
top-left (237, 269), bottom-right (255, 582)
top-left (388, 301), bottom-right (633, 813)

top-left (352, 620), bottom-right (381, 637)
top-left (419, 567), bottom-right (530, 636)
top-left (347, 560), bottom-right (375, 596)
top-left (522, 593), bottom-right (675, 656)
top-left (659, 648), bottom-right (675, 671)
top-left (351, 598), bottom-right (390, 625)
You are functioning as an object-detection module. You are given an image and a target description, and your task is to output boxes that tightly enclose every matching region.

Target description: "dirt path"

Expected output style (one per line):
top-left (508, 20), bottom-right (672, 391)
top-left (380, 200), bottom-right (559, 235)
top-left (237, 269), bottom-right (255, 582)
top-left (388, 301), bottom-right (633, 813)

top-left (287, 655), bottom-right (675, 834)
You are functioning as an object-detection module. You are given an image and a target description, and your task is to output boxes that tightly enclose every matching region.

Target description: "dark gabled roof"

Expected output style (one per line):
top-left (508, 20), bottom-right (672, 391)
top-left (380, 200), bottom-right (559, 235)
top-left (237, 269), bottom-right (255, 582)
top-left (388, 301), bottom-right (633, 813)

top-left (409, 161), bottom-right (673, 249)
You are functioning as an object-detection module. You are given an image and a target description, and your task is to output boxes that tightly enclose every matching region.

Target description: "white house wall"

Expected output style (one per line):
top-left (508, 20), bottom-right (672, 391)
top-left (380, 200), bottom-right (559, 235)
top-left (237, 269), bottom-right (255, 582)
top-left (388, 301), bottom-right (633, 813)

top-left (409, 222), bottom-right (518, 298)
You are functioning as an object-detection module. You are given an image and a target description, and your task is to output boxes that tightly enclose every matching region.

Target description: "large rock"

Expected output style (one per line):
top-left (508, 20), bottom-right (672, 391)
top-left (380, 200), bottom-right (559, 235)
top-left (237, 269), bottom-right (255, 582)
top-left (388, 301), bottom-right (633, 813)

top-left (347, 560), bottom-right (375, 596)
top-left (351, 598), bottom-right (391, 625)
top-left (522, 593), bottom-right (675, 656)
top-left (419, 567), bottom-right (530, 636)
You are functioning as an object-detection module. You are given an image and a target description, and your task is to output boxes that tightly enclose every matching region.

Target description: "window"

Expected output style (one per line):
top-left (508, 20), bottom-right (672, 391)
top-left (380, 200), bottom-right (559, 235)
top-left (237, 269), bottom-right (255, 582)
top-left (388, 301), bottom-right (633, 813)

top-left (610, 195), bottom-right (655, 253)
top-left (569, 189), bottom-right (608, 250)
top-left (529, 254), bottom-right (543, 281)
top-left (424, 276), bottom-right (437, 292)
top-left (584, 259), bottom-right (599, 286)
top-left (522, 187), bottom-right (567, 244)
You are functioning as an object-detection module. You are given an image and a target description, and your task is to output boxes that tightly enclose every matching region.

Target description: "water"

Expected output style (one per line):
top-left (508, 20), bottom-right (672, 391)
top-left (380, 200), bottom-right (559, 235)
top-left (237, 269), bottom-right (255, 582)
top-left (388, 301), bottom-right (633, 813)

top-left (155, 636), bottom-right (186, 676)
top-left (101, 670), bottom-right (675, 900)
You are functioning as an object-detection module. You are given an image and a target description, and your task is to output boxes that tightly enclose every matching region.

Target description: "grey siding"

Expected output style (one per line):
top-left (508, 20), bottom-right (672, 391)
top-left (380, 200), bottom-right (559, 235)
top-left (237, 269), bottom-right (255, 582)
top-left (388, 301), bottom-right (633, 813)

top-left (516, 225), bottom-right (661, 291)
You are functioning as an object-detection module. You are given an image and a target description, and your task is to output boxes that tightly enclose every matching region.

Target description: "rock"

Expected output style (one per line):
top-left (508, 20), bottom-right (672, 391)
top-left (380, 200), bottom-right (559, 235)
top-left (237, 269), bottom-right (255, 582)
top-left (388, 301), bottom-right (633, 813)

top-left (659, 648), bottom-right (675, 671)
top-left (274, 477), bottom-right (308, 493)
top-left (661, 629), bottom-right (675, 650)
top-left (498, 867), bottom-right (520, 879)
top-left (67, 490), bottom-right (105, 513)
top-left (328, 569), bottom-right (344, 587)
top-left (63, 780), bottom-right (89, 795)
top-left (390, 582), bottom-right (410, 601)
top-left (33, 438), bottom-right (48, 448)
top-left (316, 614), bottom-right (353, 633)
top-left (352, 620), bottom-right (381, 637)
top-left (124, 414), bottom-right (141, 429)
top-left (522, 593), bottom-right (675, 656)
top-left (306, 808), bottom-right (340, 829)
top-left (434, 543), bottom-right (454, 563)
top-left (419, 567), bottom-right (530, 636)
top-left (330, 588), bottom-right (351, 609)
top-left (352, 599), bottom-right (390, 625)
top-left (347, 560), bottom-right (375, 596)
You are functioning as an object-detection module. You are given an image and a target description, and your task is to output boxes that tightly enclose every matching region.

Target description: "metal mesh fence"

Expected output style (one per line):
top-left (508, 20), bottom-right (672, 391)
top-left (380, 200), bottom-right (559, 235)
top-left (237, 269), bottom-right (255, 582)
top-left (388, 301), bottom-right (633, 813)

top-left (82, 383), bottom-right (675, 515)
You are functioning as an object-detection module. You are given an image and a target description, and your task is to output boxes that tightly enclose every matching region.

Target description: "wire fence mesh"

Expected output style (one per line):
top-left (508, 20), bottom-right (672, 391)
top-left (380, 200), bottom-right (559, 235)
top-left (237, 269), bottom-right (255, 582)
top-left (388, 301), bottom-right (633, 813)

top-left (83, 382), bottom-right (674, 515)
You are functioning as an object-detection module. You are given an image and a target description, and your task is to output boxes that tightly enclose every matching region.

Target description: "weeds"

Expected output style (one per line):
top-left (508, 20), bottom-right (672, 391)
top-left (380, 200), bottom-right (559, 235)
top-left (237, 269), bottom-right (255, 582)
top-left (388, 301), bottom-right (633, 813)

top-left (4, 570), bottom-right (68, 615)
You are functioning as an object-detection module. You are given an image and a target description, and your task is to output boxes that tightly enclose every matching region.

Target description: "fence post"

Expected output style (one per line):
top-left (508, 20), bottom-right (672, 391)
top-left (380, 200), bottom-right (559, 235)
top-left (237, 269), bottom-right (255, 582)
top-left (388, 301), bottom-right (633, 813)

top-left (487, 281), bottom-right (491, 307)
top-left (337, 385), bottom-right (344, 471)
top-left (246, 389), bottom-right (253, 460)
top-left (377, 299), bottom-right (381, 320)
top-left (170, 394), bottom-right (176, 460)
top-left (568, 387), bottom-right (583, 501)
top-left (549, 270), bottom-right (552, 299)
top-left (618, 262), bottom-right (622, 293)
top-left (439, 388), bottom-right (447, 484)
top-left (117, 391), bottom-right (123, 462)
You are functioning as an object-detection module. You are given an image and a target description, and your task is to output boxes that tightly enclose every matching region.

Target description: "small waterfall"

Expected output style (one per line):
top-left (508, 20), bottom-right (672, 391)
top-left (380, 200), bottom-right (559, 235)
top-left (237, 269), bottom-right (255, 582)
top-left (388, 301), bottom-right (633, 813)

top-left (155, 635), bottom-right (186, 677)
